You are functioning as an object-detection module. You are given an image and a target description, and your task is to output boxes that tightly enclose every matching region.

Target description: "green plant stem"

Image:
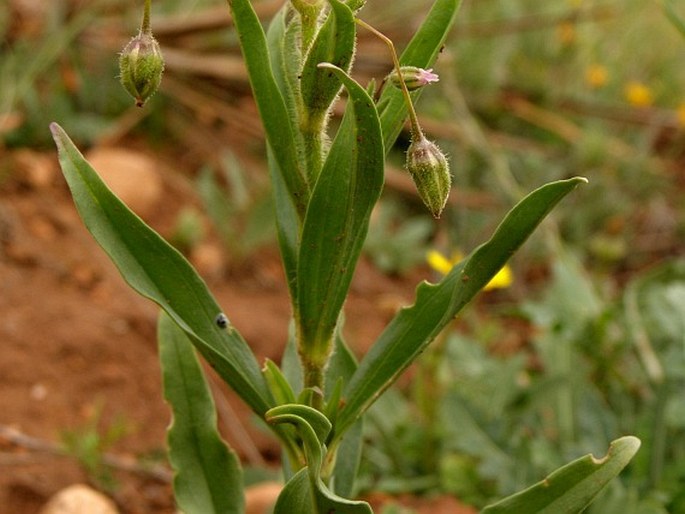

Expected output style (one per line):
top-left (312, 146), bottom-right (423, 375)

top-left (300, 352), bottom-right (325, 410)
top-left (292, 0), bottom-right (322, 51)
top-left (355, 17), bottom-right (424, 139)
top-left (142, 0), bottom-right (151, 33)
top-left (300, 10), bottom-right (319, 53)
top-left (302, 111), bottom-right (326, 182)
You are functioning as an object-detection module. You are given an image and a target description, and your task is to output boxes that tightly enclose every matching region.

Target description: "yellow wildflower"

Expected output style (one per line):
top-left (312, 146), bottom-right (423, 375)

top-left (426, 249), bottom-right (513, 291)
top-left (585, 64), bottom-right (608, 89)
top-left (624, 81), bottom-right (653, 107)
top-left (426, 249), bottom-right (457, 275)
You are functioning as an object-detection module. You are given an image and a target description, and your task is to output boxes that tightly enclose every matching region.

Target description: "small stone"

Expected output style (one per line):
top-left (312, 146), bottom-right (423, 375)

top-left (14, 149), bottom-right (57, 188)
top-left (30, 382), bottom-right (48, 401)
top-left (245, 481), bottom-right (282, 514)
top-left (39, 484), bottom-right (119, 514)
top-left (190, 242), bottom-right (224, 278)
top-left (85, 147), bottom-right (163, 219)
top-left (27, 216), bottom-right (59, 241)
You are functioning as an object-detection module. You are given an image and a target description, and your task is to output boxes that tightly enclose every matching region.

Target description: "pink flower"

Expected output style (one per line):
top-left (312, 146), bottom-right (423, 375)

top-left (417, 68), bottom-right (439, 86)
top-left (388, 66), bottom-right (440, 91)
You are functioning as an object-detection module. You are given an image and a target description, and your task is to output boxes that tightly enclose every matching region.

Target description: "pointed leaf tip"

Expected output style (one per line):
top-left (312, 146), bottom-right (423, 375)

top-left (49, 122), bottom-right (64, 141)
top-left (481, 435), bottom-right (641, 514)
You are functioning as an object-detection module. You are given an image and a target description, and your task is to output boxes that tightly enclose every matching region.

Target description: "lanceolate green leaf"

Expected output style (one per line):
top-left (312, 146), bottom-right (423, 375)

top-left (265, 8), bottom-right (306, 300)
top-left (377, 0), bottom-right (462, 152)
top-left (481, 436), bottom-right (641, 514)
top-left (296, 65), bottom-right (384, 358)
top-left (266, 3), bottom-right (305, 160)
top-left (267, 5), bottom-right (302, 113)
top-left (335, 178), bottom-right (587, 437)
top-left (51, 123), bottom-right (272, 417)
top-left (227, 0), bottom-right (308, 217)
top-left (268, 152), bottom-right (302, 300)
top-left (158, 313), bottom-right (244, 514)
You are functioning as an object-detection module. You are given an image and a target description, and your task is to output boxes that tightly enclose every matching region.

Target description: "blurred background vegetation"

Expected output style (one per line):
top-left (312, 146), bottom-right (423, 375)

top-left (2, 0), bottom-right (684, 512)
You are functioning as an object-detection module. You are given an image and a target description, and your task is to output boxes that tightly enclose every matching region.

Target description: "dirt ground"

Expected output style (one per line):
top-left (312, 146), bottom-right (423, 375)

top-left (0, 145), bottom-right (459, 513)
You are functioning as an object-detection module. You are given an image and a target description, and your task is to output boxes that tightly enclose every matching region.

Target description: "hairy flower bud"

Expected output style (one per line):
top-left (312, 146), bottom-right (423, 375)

top-left (345, 0), bottom-right (366, 10)
top-left (291, 0), bottom-right (324, 9)
top-left (388, 66), bottom-right (439, 91)
top-left (406, 134), bottom-right (451, 218)
top-left (119, 30), bottom-right (164, 107)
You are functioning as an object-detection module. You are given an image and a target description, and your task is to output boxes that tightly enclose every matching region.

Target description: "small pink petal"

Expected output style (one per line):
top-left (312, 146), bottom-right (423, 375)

top-left (419, 68), bottom-right (440, 85)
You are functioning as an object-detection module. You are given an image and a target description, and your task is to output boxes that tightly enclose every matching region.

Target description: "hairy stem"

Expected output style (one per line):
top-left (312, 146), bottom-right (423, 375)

top-left (142, 0), bottom-right (152, 33)
top-left (300, 350), bottom-right (326, 410)
top-left (301, 111), bottom-right (326, 182)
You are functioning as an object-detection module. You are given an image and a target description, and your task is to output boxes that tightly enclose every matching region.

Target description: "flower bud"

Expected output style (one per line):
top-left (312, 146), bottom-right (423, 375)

top-left (345, 0), bottom-right (366, 10)
top-left (406, 134), bottom-right (451, 218)
top-left (119, 30), bottom-right (164, 107)
top-left (387, 66), bottom-right (439, 91)
top-left (291, 0), bottom-right (324, 9)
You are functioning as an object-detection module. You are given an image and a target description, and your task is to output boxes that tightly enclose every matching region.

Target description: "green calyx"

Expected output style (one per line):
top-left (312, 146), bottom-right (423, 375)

top-left (406, 133), bottom-right (451, 218)
top-left (119, 30), bottom-right (164, 107)
top-left (387, 66), bottom-right (440, 91)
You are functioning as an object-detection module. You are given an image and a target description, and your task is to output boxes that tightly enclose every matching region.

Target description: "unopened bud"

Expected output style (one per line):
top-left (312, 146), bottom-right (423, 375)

top-left (290, 0), bottom-right (324, 22)
top-left (406, 134), bottom-right (451, 218)
top-left (388, 66), bottom-right (439, 91)
top-left (119, 30), bottom-right (164, 107)
top-left (345, 0), bottom-right (366, 10)
top-left (291, 0), bottom-right (323, 8)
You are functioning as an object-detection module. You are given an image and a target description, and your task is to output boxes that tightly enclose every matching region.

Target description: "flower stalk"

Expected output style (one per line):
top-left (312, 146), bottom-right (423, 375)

top-left (142, 0), bottom-right (151, 33)
top-left (356, 17), bottom-right (451, 217)
top-left (355, 18), bottom-right (423, 138)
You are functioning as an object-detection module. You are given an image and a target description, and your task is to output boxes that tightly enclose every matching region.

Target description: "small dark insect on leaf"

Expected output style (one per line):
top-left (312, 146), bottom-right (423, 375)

top-left (215, 313), bottom-right (230, 329)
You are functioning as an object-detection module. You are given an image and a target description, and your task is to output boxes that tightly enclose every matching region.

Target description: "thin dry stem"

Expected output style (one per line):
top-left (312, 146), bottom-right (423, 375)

top-left (355, 17), bottom-right (423, 139)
